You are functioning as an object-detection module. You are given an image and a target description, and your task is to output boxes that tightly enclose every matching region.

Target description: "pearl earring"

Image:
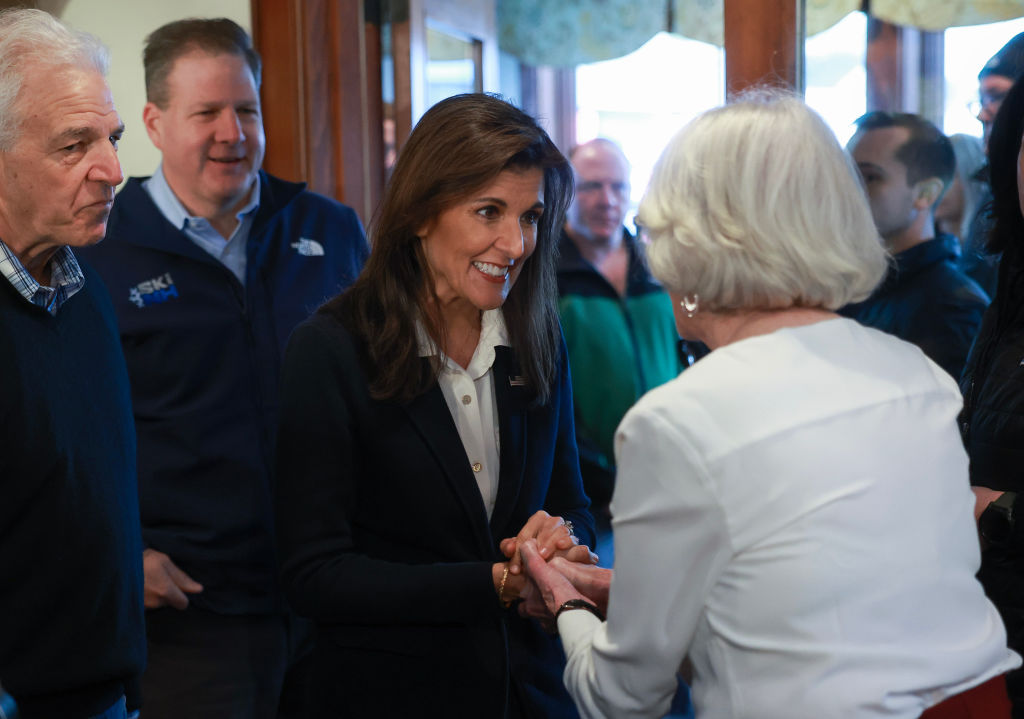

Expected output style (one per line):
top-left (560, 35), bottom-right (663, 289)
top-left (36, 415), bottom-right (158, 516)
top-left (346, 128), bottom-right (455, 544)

top-left (681, 294), bottom-right (699, 318)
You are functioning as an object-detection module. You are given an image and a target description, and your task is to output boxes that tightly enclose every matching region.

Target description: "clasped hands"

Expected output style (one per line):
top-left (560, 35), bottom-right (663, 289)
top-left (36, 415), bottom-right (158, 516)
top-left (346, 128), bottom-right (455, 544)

top-left (494, 511), bottom-right (612, 629)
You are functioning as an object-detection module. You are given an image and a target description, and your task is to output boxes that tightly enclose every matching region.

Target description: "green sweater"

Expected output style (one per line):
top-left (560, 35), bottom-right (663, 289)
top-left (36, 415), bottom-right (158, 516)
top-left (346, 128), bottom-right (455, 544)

top-left (556, 230), bottom-right (684, 507)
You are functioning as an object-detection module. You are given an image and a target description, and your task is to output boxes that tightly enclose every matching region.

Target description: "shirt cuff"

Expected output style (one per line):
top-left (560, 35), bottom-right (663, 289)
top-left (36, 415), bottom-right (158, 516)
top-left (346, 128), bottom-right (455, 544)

top-left (558, 605), bottom-right (603, 652)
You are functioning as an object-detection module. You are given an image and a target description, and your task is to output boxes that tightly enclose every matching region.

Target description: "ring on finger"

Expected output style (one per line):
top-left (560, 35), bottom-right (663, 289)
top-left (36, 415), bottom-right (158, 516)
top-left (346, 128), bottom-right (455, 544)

top-left (563, 520), bottom-right (578, 542)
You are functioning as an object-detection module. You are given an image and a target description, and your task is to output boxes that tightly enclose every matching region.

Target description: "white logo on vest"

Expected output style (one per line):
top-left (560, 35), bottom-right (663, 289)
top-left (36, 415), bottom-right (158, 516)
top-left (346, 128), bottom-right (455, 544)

top-left (291, 238), bottom-right (325, 257)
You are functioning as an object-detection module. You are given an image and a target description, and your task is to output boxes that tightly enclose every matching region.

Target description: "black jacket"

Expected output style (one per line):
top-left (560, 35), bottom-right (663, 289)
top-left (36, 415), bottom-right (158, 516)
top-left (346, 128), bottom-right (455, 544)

top-left (840, 234), bottom-right (989, 379)
top-left (275, 312), bottom-right (595, 718)
top-left (959, 256), bottom-right (1024, 709)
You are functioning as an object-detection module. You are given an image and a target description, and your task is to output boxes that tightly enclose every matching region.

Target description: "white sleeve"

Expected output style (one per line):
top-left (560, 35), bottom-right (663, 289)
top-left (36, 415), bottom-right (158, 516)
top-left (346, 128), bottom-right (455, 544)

top-left (559, 400), bottom-right (733, 719)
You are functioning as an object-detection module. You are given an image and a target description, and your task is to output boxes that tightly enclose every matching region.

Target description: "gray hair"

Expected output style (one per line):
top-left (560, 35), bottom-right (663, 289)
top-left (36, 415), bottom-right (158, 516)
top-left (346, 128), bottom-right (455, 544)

top-left (637, 89), bottom-right (888, 312)
top-left (947, 133), bottom-right (987, 240)
top-left (0, 8), bottom-right (109, 151)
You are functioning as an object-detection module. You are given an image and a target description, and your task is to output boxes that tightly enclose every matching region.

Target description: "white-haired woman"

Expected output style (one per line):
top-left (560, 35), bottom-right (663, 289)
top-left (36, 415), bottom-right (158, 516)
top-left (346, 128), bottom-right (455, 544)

top-left (519, 93), bottom-right (1019, 719)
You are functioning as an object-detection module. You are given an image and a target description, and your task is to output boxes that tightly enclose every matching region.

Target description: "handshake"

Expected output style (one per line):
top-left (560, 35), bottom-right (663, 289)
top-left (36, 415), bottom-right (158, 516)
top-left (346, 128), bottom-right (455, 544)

top-left (495, 511), bottom-right (613, 629)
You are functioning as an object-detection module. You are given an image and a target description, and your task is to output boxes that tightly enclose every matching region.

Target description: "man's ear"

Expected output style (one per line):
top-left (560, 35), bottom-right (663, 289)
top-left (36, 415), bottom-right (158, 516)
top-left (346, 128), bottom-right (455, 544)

top-left (913, 177), bottom-right (944, 209)
top-left (142, 102), bottom-right (165, 151)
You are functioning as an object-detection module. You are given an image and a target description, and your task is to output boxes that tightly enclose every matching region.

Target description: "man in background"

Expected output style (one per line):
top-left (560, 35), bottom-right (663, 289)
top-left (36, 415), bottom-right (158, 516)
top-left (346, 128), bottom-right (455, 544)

top-left (80, 18), bottom-right (367, 718)
top-left (556, 138), bottom-right (687, 557)
top-left (843, 111), bottom-right (988, 379)
top-left (961, 31), bottom-right (1024, 295)
top-left (0, 8), bottom-right (144, 718)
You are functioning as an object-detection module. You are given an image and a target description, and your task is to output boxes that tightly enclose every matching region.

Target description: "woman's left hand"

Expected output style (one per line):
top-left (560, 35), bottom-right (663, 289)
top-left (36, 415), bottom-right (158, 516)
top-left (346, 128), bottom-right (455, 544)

top-left (519, 539), bottom-right (586, 617)
top-left (500, 511), bottom-right (596, 575)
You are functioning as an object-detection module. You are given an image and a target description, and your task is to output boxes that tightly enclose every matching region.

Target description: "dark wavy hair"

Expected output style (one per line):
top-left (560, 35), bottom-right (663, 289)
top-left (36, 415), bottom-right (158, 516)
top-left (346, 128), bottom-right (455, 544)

top-left (323, 93), bottom-right (573, 405)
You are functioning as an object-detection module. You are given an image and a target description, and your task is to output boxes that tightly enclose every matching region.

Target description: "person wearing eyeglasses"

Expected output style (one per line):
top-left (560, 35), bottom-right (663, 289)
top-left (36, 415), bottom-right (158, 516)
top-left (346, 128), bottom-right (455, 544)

top-left (959, 69), bottom-right (1024, 719)
top-left (961, 33), bottom-right (1024, 296)
top-left (976, 33), bottom-right (1024, 149)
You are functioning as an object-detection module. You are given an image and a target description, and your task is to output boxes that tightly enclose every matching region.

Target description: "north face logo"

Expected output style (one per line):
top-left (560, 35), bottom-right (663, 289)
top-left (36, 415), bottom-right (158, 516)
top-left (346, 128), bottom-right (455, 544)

top-left (291, 238), bottom-right (324, 256)
top-left (129, 272), bottom-right (178, 308)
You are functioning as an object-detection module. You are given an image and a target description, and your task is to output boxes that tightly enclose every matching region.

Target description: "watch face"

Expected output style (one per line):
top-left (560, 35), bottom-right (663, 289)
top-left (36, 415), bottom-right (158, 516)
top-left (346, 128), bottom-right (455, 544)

top-left (981, 504), bottom-right (1013, 547)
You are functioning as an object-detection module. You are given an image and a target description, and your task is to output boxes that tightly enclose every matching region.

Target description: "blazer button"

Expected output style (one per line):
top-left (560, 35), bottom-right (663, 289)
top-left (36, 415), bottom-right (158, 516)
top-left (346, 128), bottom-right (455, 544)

top-left (462, 394), bottom-right (472, 405)
top-left (472, 462), bottom-right (482, 472)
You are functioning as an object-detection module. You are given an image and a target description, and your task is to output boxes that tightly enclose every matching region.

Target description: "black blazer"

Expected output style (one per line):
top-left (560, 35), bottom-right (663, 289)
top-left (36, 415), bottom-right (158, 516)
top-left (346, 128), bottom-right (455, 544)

top-left (275, 311), bottom-right (595, 718)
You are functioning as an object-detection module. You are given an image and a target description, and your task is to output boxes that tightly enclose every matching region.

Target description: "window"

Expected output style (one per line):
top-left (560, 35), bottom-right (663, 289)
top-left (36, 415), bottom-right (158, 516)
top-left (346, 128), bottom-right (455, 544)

top-left (805, 11), bottom-right (867, 145)
top-left (575, 32), bottom-right (725, 226)
top-left (944, 17), bottom-right (1024, 137)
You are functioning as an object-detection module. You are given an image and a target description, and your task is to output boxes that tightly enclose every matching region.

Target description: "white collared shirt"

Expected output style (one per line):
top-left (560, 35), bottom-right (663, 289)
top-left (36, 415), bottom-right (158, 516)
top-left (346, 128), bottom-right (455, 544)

top-left (142, 165), bottom-right (260, 284)
top-left (418, 309), bottom-right (507, 519)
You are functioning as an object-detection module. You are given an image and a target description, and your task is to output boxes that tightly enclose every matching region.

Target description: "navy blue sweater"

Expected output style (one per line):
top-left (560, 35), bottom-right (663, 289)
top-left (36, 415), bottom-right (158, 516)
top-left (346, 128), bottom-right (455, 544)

top-left (0, 262), bottom-right (145, 717)
top-left (80, 172), bottom-right (368, 615)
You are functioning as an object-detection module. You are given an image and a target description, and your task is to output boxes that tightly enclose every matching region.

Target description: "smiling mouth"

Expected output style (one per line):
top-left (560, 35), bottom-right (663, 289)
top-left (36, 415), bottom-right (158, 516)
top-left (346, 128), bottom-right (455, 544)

top-left (473, 261), bottom-right (509, 279)
top-left (210, 157), bottom-right (244, 164)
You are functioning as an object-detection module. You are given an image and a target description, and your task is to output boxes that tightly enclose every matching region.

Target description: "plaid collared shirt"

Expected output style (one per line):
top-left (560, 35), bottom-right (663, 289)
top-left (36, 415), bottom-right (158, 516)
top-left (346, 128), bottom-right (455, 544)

top-left (0, 239), bottom-right (85, 315)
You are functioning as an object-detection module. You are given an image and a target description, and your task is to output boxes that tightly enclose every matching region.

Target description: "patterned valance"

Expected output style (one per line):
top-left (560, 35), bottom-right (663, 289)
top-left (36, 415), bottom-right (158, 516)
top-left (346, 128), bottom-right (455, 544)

top-left (870, 0), bottom-right (1024, 32)
top-left (498, 0), bottom-right (1024, 67)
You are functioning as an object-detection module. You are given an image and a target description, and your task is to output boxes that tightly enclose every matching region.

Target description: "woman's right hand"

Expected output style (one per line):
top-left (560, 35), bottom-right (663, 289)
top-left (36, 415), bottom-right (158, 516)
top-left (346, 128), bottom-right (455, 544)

top-left (492, 561), bottom-right (528, 604)
top-left (499, 510), bottom-right (598, 576)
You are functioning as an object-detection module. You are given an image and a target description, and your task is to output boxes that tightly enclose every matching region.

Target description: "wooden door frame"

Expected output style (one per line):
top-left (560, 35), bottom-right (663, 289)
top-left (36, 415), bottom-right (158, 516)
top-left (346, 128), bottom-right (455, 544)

top-left (252, 0), bottom-right (385, 224)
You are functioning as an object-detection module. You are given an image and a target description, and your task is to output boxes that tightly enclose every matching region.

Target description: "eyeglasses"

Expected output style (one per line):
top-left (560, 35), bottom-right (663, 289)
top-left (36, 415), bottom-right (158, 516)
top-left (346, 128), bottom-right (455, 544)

top-left (968, 90), bottom-right (1009, 117)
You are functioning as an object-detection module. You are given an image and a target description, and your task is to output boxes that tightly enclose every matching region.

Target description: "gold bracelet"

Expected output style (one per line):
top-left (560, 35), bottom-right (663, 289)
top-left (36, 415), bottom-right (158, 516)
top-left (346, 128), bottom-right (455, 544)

top-left (498, 564), bottom-right (512, 608)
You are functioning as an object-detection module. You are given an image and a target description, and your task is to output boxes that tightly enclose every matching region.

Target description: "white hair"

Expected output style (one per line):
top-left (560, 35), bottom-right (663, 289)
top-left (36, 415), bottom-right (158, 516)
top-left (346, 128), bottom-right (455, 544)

top-left (0, 9), bottom-right (109, 151)
top-left (637, 90), bottom-right (888, 312)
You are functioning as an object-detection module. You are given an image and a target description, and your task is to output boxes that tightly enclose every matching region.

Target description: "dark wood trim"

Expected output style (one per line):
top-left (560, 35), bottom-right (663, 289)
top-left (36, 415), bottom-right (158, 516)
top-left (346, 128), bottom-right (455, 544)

top-left (723, 0), bottom-right (805, 96)
top-left (252, 0), bottom-right (384, 223)
top-left (919, 30), bottom-right (945, 126)
top-left (391, 6), bottom-right (414, 155)
top-left (253, 0), bottom-right (307, 183)
top-left (553, 68), bottom-right (576, 153)
top-left (865, 17), bottom-right (945, 122)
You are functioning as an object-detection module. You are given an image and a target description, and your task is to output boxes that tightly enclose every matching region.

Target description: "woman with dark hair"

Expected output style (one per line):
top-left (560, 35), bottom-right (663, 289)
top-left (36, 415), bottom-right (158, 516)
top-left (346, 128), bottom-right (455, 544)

top-left (274, 93), bottom-right (596, 717)
top-left (961, 72), bottom-right (1024, 716)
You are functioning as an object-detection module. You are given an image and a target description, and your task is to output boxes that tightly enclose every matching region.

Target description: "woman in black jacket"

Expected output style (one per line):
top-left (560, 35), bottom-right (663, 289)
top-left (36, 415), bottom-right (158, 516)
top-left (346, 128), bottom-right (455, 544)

top-left (274, 94), bottom-right (597, 718)
top-left (961, 71), bottom-right (1024, 717)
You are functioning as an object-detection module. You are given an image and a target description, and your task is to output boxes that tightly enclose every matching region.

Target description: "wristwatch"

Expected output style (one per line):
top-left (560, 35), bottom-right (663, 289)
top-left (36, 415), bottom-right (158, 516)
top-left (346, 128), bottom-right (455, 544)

top-left (980, 491), bottom-right (1018, 548)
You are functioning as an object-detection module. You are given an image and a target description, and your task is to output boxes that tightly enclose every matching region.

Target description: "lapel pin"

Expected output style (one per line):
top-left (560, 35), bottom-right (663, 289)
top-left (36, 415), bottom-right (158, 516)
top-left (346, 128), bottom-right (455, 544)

top-left (510, 376), bottom-right (526, 386)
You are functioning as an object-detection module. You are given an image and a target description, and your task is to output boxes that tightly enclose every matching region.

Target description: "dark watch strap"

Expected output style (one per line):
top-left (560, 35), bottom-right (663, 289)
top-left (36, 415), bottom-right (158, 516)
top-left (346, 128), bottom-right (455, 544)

top-left (555, 598), bottom-right (605, 622)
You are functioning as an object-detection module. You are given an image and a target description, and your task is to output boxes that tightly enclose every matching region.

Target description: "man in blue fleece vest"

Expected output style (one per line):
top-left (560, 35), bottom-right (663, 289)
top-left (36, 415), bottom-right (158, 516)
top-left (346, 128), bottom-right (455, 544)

top-left (79, 18), bottom-right (368, 719)
top-left (0, 9), bottom-right (145, 718)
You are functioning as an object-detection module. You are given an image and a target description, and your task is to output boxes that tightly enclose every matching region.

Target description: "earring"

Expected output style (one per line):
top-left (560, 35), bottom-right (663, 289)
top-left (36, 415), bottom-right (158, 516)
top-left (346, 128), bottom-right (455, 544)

top-left (681, 294), bottom-right (699, 318)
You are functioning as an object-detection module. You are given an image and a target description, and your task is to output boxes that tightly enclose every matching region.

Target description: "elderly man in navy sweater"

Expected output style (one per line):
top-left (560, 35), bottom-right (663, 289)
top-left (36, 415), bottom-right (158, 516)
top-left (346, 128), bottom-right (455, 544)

top-left (0, 9), bottom-right (145, 719)
top-left (79, 18), bottom-right (368, 719)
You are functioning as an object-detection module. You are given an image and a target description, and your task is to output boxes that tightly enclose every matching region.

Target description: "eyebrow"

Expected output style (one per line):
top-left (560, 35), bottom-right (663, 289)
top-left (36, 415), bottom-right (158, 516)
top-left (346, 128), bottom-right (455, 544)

top-left (54, 123), bottom-right (125, 144)
top-left (191, 100), bottom-right (259, 110)
top-left (473, 196), bottom-right (545, 210)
